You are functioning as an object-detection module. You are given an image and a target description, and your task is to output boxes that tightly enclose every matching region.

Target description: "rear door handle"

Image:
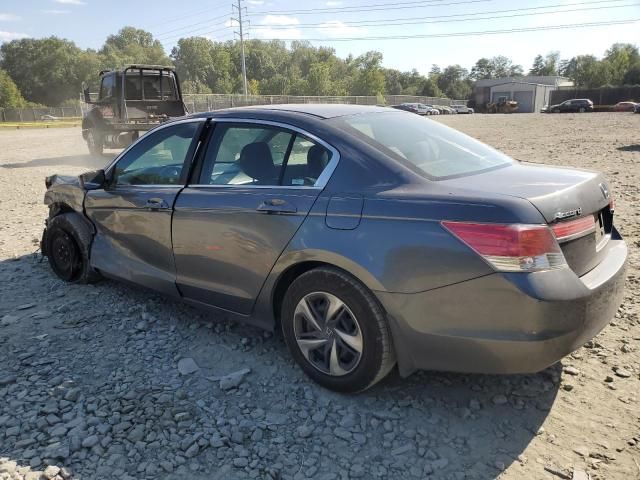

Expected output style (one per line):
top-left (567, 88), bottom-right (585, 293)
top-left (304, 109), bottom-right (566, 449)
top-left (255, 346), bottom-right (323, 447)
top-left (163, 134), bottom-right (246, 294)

top-left (145, 198), bottom-right (169, 210)
top-left (257, 198), bottom-right (297, 214)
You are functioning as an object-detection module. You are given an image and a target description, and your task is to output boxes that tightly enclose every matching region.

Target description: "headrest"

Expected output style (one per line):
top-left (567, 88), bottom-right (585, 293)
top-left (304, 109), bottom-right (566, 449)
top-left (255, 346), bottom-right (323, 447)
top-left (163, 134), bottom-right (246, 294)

top-left (307, 144), bottom-right (329, 179)
top-left (239, 142), bottom-right (276, 184)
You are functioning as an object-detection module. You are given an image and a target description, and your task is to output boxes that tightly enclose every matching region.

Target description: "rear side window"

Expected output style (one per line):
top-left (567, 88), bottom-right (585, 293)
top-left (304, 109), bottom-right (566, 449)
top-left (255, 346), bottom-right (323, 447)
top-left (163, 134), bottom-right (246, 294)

top-left (331, 112), bottom-right (512, 180)
top-left (198, 124), bottom-right (331, 187)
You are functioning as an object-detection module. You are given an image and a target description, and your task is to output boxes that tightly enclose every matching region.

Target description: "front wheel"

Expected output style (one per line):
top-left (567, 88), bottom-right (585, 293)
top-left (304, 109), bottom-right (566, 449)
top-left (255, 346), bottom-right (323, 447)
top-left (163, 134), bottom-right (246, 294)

top-left (86, 128), bottom-right (104, 156)
top-left (281, 267), bottom-right (396, 392)
top-left (45, 213), bottom-right (100, 284)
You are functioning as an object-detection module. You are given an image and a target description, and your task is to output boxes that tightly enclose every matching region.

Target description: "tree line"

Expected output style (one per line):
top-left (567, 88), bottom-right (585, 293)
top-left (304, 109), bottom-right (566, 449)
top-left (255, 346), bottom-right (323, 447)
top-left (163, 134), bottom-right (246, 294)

top-left (0, 26), bottom-right (638, 108)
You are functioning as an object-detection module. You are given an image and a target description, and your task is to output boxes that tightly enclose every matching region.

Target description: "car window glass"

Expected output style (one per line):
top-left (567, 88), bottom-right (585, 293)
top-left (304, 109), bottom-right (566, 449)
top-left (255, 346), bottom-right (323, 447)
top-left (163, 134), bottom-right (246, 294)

top-left (199, 125), bottom-right (293, 186)
top-left (332, 112), bottom-right (511, 180)
top-left (99, 75), bottom-right (114, 100)
top-left (282, 136), bottom-right (331, 186)
top-left (114, 122), bottom-right (200, 186)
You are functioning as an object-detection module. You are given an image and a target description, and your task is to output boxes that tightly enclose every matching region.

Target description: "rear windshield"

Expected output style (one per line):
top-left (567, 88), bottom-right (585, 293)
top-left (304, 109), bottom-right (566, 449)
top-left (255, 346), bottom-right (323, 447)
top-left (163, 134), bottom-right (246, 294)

top-left (124, 72), bottom-right (177, 101)
top-left (330, 111), bottom-right (512, 180)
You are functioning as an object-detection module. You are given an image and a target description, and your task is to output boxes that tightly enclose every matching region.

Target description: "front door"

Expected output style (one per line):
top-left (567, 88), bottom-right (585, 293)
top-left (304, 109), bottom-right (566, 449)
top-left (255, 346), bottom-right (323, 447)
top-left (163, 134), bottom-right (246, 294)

top-left (173, 120), bottom-right (336, 314)
top-left (85, 119), bottom-right (204, 296)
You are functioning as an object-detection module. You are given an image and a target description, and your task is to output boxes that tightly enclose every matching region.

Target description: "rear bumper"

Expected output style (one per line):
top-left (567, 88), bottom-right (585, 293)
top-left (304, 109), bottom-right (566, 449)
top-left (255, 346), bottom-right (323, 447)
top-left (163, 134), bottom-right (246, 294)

top-left (377, 237), bottom-right (627, 376)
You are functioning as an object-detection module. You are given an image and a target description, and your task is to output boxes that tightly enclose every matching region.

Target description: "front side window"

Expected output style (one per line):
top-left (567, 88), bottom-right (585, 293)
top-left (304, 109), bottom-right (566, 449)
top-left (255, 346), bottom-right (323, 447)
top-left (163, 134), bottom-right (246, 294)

top-left (331, 112), bottom-right (512, 180)
top-left (99, 75), bottom-right (115, 100)
top-left (113, 122), bottom-right (201, 186)
top-left (199, 124), bottom-right (331, 187)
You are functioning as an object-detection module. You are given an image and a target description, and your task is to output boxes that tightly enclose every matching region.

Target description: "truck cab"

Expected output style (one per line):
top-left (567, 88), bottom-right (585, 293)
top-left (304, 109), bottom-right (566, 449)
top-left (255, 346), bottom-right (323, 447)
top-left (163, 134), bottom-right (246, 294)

top-left (82, 65), bottom-right (186, 155)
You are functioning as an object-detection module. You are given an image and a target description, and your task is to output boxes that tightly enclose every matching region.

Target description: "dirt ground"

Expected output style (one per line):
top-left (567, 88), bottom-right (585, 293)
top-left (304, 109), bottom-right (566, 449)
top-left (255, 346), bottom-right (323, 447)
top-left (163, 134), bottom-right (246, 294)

top-left (0, 113), bottom-right (638, 480)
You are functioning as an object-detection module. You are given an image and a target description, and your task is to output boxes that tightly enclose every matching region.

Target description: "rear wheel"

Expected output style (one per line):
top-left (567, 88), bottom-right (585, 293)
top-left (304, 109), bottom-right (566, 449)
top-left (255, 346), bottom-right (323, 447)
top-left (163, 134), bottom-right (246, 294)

top-left (87, 128), bottom-right (104, 156)
top-left (281, 267), bottom-right (395, 392)
top-left (579, 107), bottom-right (586, 113)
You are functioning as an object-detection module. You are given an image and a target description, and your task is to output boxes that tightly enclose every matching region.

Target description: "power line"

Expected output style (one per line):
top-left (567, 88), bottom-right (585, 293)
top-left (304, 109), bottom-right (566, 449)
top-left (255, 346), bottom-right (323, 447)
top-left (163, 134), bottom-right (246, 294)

top-left (256, 18), bottom-right (639, 41)
top-left (247, 0), bottom-right (492, 16)
top-left (154, 12), bottom-right (232, 40)
top-left (157, 24), bottom-right (233, 44)
top-left (249, 0), bottom-right (633, 29)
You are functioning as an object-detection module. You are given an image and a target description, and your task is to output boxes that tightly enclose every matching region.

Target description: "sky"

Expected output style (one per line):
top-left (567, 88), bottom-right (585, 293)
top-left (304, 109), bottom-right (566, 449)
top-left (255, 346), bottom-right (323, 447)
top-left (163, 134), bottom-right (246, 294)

top-left (1, 0), bottom-right (639, 74)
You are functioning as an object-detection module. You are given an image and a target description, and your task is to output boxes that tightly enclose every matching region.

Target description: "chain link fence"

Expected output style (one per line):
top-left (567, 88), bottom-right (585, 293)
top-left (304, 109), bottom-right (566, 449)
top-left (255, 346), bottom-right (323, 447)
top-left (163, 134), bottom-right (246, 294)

top-left (0, 106), bottom-right (82, 122)
top-left (182, 94), bottom-right (464, 114)
top-left (1, 94), bottom-right (466, 122)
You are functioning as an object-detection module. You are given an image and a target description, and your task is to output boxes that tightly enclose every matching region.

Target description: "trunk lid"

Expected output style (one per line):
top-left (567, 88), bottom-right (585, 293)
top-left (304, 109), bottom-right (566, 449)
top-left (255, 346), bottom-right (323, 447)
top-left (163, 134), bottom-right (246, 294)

top-left (441, 163), bottom-right (614, 276)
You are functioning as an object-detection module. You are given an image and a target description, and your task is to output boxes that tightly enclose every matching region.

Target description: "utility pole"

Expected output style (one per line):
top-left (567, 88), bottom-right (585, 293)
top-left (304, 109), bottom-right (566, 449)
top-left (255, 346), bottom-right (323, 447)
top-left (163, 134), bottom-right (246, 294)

top-left (233, 0), bottom-right (248, 96)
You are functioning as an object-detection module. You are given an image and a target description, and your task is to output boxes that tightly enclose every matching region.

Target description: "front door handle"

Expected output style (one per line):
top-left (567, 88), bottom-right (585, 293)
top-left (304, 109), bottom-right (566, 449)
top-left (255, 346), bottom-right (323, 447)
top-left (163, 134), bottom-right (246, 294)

top-left (145, 198), bottom-right (169, 210)
top-left (257, 198), bottom-right (297, 214)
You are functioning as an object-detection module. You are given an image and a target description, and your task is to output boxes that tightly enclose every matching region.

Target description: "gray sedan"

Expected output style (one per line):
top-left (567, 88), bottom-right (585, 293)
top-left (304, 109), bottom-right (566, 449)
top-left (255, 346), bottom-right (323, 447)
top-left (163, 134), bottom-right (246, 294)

top-left (41, 105), bottom-right (627, 392)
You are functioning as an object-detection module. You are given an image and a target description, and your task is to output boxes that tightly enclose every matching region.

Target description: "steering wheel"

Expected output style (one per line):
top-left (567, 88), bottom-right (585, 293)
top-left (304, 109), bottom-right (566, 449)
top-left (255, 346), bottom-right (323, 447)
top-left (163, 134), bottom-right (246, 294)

top-left (158, 165), bottom-right (181, 183)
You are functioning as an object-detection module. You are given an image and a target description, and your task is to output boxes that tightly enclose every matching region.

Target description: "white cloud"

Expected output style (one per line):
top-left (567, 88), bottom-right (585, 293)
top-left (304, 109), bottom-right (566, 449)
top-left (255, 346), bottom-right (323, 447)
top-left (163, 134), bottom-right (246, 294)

top-left (0, 31), bottom-right (29, 42)
top-left (225, 18), bottom-right (239, 28)
top-left (53, 0), bottom-right (86, 5)
top-left (0, 13), bottom-right (20, 21)
top-left (41, 9), bottom-right (71, 14)
top-left (254, 14), bottom-right (301, 39)
top-left (247, 0), bottom-right (264, 4)
top-left (316, 20), bottom-right (367, 38)
top-left (326, 1), bottom-right (342, 6)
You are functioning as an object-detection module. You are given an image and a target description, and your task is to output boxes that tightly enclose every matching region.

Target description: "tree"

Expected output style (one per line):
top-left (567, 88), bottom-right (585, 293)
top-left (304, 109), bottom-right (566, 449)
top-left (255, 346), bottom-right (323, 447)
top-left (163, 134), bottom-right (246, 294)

top-left (307, 63), bottom-right (333, 96)
top-left (529, 52), bottom-right (560, 76)
top-left (352, 51), bottom-right (386, 95)
top-left (100, 27), bottom-right (170, 68)
top-left (570, 55), bottom-right (611, 88)
top-left (0, 37), bottom-right (97, 106)
top-left (0, 69), bottom-right (26, 108)
top-left (604, 43), bottom-right (639, 85)
top-left (470, 56), bottom-right (523, 80)
top-left (437, 65), bottom-right (471, 99)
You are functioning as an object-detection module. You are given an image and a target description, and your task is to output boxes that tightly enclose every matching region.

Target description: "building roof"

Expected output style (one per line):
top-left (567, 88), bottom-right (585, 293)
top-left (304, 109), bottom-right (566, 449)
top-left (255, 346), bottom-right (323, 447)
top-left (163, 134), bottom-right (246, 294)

top-left (476, 75), bottom-right (571, 88)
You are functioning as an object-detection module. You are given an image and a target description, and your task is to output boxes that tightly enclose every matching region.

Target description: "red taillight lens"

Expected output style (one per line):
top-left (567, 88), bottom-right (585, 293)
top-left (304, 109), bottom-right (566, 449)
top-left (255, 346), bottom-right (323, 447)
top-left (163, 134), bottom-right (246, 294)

top-left (442, 221), bottom-right (566, 272)
top-left (551, 215), bottom-right (595, 241)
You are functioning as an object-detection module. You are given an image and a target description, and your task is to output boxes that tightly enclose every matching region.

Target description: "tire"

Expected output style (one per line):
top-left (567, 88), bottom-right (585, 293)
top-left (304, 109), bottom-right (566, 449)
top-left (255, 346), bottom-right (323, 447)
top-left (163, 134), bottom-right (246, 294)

top-left (579, 107), bottom-right (585, 113)
top-left (87, 128), bottom-right (104, 156)
top-left (553, 109), bottom-right (560, 113)
top-left (45, 213), bottom-right (101, 284)
top-left (281, 267), bottom-right (396, 392)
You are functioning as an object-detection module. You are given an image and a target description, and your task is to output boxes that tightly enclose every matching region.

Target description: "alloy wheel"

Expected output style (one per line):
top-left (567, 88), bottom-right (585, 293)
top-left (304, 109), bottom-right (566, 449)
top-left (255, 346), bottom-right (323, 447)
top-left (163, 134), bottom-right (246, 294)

top-left (293, 292), bottom-right (363, 376)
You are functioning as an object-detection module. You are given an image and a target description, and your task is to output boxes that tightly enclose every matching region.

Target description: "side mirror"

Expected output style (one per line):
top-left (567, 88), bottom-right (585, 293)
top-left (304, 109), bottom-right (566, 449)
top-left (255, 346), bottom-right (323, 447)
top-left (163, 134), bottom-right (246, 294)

top-left (79, 169), bottom-right (106, 190)
top-left (83, 88), bottom-right (93, 104)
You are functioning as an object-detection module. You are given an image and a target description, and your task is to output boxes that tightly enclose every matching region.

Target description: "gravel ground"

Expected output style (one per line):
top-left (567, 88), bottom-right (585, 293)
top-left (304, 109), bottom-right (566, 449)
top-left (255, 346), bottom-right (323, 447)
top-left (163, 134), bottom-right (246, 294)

top-left (0, 113), bottom-right (638, 480)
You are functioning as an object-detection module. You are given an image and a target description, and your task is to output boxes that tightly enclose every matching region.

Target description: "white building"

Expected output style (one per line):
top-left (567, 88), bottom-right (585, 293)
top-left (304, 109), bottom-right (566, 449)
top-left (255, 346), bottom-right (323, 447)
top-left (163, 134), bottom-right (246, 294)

top-left (474, 76), bottom-right (573, 113)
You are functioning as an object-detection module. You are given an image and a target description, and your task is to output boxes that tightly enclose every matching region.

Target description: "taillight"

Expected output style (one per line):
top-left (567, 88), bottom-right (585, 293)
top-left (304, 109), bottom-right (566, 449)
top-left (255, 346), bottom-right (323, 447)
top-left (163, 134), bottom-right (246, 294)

top-left (551, 215), bottom-right (595, 241)
top-left (442, 221), bottom-right (566, 272)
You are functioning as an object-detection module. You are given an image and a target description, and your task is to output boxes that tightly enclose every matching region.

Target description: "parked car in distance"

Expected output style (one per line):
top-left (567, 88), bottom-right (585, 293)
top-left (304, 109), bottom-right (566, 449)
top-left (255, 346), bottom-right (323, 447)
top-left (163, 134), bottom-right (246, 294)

top-left (391, 103), bottom-right (435, 115)
top-left (422, 104), bottom-right (440, 115)
top-left (41, 105), bottom-right (627, 393)
top-left (613, 101), bottom-right (638, 112)
top-left (40, 114), bottom-right (61, 121)
top-left (635, 103), bottom-right (640, 114)
top-left (548, 98), bottom-right (594, 113)
top-left (451, 104), bottom-right (474, 114)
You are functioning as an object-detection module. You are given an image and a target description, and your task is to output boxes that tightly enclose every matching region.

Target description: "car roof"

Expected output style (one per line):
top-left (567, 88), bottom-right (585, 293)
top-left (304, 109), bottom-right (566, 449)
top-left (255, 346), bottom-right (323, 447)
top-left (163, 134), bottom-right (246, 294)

top-left (191, 103), bottom-right (392, 120)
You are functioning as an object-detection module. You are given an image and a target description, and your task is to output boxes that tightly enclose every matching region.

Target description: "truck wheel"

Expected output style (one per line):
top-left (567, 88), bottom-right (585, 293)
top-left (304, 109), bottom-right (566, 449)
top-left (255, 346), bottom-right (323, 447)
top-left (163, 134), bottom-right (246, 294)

top-left (87, 128), bottom-right (104, 156)
top-left (45, 213), bottom-right (101, 284)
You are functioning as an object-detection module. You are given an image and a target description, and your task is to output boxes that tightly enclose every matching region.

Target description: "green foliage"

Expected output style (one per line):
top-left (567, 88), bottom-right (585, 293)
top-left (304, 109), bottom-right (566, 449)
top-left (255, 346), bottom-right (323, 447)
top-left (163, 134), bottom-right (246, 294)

top-left (0, 69), bottom-right (26, 108)
top-left (1, 28), bottom-right (637, 107)
top-left (470, 56), bottom-right (523, 80)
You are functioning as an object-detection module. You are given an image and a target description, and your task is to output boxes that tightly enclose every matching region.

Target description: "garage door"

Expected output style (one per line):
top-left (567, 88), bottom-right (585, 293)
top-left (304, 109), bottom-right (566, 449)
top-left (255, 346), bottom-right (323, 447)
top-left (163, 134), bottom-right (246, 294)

top-left (513, 91), bottom-right (534, 113)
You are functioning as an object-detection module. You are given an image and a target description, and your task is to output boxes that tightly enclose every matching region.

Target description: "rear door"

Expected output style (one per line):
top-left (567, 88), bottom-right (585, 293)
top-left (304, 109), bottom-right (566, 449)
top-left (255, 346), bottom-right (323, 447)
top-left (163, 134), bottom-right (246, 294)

top-left (173, 119), bottom-right (337, 314)
top-left (85, 119), bottom-right (205, 295)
